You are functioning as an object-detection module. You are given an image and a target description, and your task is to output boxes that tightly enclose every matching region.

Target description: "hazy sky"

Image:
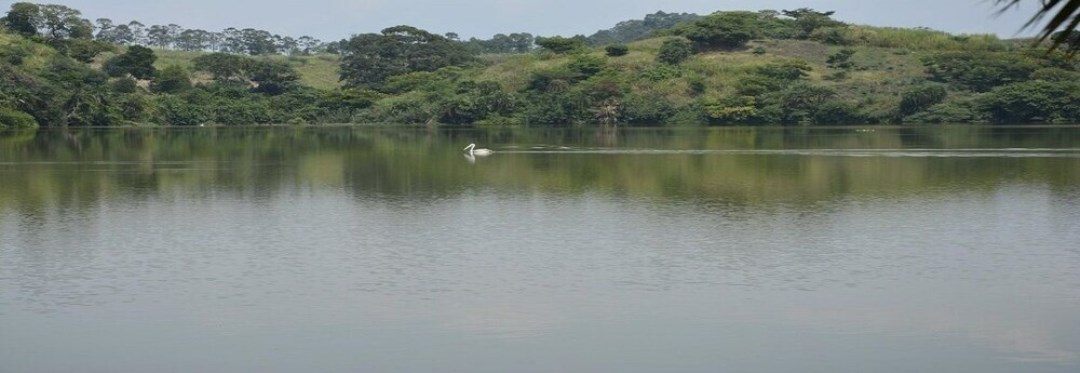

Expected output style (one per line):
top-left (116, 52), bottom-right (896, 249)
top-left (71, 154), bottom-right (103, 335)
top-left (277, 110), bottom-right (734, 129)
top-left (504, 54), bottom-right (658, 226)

top-left (3, 0), bottom-right (1045, 41)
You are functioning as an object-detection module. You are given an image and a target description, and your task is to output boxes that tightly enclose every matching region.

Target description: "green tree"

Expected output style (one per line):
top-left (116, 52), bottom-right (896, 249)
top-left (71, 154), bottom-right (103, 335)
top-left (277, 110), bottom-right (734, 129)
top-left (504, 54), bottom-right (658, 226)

top-left (176, 29), bottom-right (211, 51)
top-left (0, 65), bottom-right (65, 127)
top-left (587, 11), bottom-right (701, 45)
top-left (605, 44), bottom-right (629, 57)
top-left (978, 80), bottom-right (1080, 123)
top-left (147, 24), bottom-right (171, 49)
top-left (657, 38), bottom-right (693, 64)
top-left (674, 11), bottom-right (757, 50)
top-left (900, 84), bottom-right (948, 116)
top-left (755, 60), bottom-right (812, 80)
top-left (110, 77), bottom-right (138, 93)
top-left (150, 65), bottom-right (191, 93)
top-left (922, 52), bottom-right (1039, 91)
top-left (239, 28), bottom-right (277, 55)
top-left (0, 108), bottom-right (38, 129)
top-left (826, 48), bottom-right (856, 69)
top-left (36, 4), bottom-right (92, 40)
top-left (41, 55), bottom-right (118, 126)
top-left (62, 39), bottom-right (115, 63)
top-left (535, 35), bottom-right (586, 54)
top-left (339, 26), bottom-right (475, 89)
top-left (249, 60), bottom-right (299, 95)
top-left (782, 8), bottom-right (843, 39)
top-left (3, 2), bottom-right (39, 37)
top-left (825, 48), bottom-right (856, 79)
top-left (192, 52), bottom-right (251, 82)
top-left (105, 45), bottom-right (157, 80)
top-left (93, 18), bottom-right (114, 41)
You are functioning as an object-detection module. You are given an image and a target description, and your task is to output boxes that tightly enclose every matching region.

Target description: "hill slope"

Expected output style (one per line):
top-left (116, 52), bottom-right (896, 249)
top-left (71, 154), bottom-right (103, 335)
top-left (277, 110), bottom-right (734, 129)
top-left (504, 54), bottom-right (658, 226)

top-left (3, 6), bottom-right (1079, 128)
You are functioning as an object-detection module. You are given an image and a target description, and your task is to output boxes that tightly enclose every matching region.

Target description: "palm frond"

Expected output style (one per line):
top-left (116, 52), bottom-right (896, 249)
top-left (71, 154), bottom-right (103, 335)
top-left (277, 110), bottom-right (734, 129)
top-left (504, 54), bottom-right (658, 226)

top-left (995, 0), bottom-right (1079, 52)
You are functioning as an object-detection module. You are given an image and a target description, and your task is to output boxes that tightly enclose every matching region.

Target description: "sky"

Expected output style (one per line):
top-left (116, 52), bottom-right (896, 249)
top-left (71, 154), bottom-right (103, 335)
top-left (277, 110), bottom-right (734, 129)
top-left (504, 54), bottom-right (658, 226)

top-left (2, 0), bottom-right (1047, 42)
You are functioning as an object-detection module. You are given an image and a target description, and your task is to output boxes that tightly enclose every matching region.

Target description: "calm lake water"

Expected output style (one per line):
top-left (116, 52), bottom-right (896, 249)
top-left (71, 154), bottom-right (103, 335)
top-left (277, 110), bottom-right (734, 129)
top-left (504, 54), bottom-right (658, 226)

top-left (2, 126), bottom-right (1079, 373)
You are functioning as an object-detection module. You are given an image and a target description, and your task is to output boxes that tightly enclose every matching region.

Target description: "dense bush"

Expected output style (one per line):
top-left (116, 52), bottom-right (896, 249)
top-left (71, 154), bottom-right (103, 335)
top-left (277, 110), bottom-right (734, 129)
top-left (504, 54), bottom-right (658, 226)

top-left (535, 36), bottom-right (586, 54)
top-left (1030, 67), bottom-right (1079, 82)
top-left (754, 60), bottom-right (812, 80)
top-left (905, 101), bottom-right (985, 123)
top-left (566, 55), bottom-right (607, 77)
top-left (675, 11), bottom-right (757, 50)
top-left (657, 38), bottom-right (693, 64)
top-left (812, 101), bottom-right (867, 125)
top-left (977, 81), bottom-right (1080, 123)
top-left (604, 44), bottom-right (629, 57)
top-left (587, 11), bottom-right (701, 45)
top-left (703, 95), bottom-right (761, 124)
top-left (154, 94), bottom-right (208, 126)
top-left (0, 108), bottom-right (38, 129)
top-left (899, 84), bottom-right (948, 116)
top-left (339, 26), bottom-right (475, 89)
top-left (922, 52), bottom-right (1039, 92)
top-left (619, 93), bottom-right (677, 124)
top-left (150, 65), bottom-right (191, 93)
top-left (104, 45), bottom-right (156, 80)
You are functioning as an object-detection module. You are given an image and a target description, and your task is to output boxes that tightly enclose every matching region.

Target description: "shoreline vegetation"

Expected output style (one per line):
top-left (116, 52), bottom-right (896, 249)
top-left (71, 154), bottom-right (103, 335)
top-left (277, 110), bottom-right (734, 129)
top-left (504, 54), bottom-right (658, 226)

top-left (1, 3), bottom-right (1079, 130)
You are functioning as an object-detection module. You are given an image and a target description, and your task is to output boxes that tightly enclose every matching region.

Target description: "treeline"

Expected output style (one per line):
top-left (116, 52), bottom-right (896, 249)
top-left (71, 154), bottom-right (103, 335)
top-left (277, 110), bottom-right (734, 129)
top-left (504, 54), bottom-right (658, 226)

top-left (2, 2), bottom-right (1079, 129)
top-left (0, 2), bottom-right (552, 56)
top-left (1, 2), bottom-right (332, 55)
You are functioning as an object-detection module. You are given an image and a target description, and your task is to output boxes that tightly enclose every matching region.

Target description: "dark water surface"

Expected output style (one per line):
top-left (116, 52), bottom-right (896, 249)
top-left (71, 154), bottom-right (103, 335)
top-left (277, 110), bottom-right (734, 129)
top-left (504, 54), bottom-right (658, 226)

top-left (2, 126), bottom-right (1079, 372)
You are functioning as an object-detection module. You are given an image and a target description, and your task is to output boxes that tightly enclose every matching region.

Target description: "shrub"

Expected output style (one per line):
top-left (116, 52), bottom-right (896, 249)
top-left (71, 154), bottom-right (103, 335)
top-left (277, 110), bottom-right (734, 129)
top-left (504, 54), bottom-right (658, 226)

top-left (566, 55), bottom-right (607, 77)
top-left (641, 64), bottom-right (682, 81)
top-left (110, 77), bottom-right (138, 93)
top-left (154, 95), bottom-right (208, 126)
top-left (0, 108), bottom-right (38, 129)
top-left (619, 93), bottom-right (677, 125)
top-left (703, 95), bottom-right (760, 124)
top-left (150, 65), bottom-right (191, 94)
top-left (675, 11), bottom-right (759, 50)
top-left (754, 60), bottom-right (812, 81)
top-left (605, 44), bottom-right (629, 57)
top-left (1030, 67), bottom-right (1079, 82)
top-left (826, 48), bottom-right (856, 70)
top-left (527, 68), bottom-right (583, 92)
top-left (657, 37), bottom-right (693, 64)
top-left (535, 36), bottom-right (586, 54)
top-left (61, 39), bottom-right (115, 63)
top-left (977, 81), bottom-right (1080, 123)
top-left (899, 84), bottom-right (948, 116)
top-left (687, 75), bottom-right (707, 95)
top-left (905, 101), bottom-right (985, 123)
top-left (105, 46), bottom-right (157, 80)
top-left (922, 52), bottom-right (1038, 92)
top-left (812, 101), bottom-right (866, 125)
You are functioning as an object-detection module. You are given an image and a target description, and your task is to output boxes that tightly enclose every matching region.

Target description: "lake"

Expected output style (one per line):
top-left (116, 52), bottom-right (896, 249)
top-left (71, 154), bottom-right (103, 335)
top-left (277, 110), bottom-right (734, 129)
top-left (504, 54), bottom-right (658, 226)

top-left (2, 126), bottom-right (1079, 373)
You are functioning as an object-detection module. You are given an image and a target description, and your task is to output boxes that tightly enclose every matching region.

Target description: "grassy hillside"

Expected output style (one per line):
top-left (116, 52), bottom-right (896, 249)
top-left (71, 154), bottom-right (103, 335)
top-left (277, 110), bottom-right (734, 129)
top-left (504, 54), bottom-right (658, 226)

top-left (371, 24), bottom-right (1070, 126)
top-left (154, 50), bottom-right (341, 90)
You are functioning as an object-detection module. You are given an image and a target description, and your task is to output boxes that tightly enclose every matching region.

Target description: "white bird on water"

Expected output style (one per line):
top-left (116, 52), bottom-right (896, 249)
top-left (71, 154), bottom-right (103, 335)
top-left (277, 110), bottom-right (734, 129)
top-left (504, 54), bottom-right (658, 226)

top-left (464, 143), bottom-right (493, 156)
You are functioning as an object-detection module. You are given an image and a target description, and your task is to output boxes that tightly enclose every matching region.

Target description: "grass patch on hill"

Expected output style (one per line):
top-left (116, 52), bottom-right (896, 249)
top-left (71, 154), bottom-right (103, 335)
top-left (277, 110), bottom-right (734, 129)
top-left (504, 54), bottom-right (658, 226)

top-left (155, 49), bottom-right (342, 90)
